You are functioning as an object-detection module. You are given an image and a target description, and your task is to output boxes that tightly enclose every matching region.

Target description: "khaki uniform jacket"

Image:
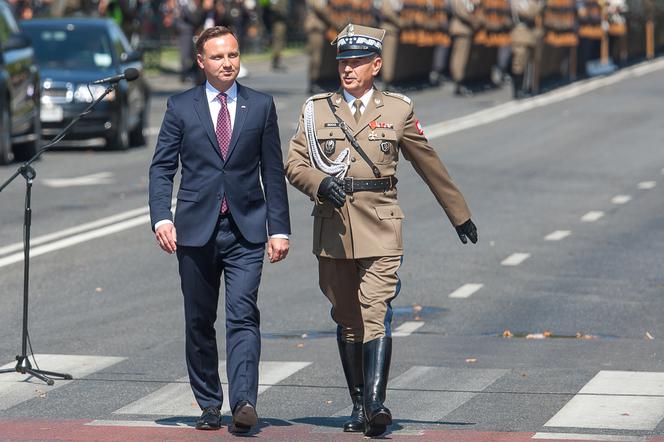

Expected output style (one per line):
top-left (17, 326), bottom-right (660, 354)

top-left (511, 0), bottom-right (544, 45)
top-left (285, 89), bottom-right (472, 259)
top-left (450, 0), bottom-right (481, 36)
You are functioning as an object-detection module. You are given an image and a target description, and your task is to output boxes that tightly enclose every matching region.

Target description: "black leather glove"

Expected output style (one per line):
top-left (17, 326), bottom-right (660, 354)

top-left (317, 176), bottom-right (346, 208)
top-left (455, 218), bottom-right (478, 244)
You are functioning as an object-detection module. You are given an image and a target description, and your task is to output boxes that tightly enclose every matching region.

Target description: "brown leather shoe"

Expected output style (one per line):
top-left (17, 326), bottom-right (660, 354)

top-left (230, 400), bottom-right (257, 434)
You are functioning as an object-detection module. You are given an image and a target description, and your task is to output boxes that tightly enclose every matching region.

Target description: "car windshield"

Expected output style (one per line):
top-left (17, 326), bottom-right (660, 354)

top-left (22, 25), bottom-right (114, 70)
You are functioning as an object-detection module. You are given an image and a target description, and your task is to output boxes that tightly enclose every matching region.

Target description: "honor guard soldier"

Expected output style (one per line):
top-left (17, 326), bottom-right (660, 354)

top-left (286, 23), bottom-right (478, 437)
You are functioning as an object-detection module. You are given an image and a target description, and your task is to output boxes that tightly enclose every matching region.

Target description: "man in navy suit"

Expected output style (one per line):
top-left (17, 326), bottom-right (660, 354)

top-left (148, 26), bottom-right (290, 433)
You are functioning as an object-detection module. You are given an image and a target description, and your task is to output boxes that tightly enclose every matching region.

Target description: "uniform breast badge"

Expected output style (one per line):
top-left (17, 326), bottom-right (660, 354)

top-left (380, 141), bottom-right (391, 153)
top-left (324, 139), bottom-right (336, 155)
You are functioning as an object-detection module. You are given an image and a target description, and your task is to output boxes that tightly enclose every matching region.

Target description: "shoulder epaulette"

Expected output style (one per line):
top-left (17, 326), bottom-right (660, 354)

top-left (382, 91), bottom-right (412, 105)
top-left (306, 92), bottom-right (334, 102)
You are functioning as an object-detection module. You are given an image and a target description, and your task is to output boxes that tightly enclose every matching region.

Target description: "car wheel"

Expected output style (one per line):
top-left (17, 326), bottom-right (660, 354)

top-left (106, 106), bottom-right (129, 150)
top-left (129, 104), bottom-right (147, 147)
top-left (0, 104), bottom-right (14, 165)
top-left (13, 105), bottom-right (41, 162)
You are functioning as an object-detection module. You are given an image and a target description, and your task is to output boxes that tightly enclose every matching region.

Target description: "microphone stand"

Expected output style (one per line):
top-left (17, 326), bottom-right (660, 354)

top-left (0, 82), bottom-right (118, 385)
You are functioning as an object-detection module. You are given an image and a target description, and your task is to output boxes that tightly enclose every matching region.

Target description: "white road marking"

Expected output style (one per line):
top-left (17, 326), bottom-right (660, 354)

top-left (533, 433), bottom-right (644, 441)
top-left (427, 58), bottom-right (664, 139)
top-left (42, 172), bottom-right (114, 188)
top-left (637, 181), bottom-right (657, 190)
top-left (114, 361), bottom-right (310, 416)
top-left (611, 195), bottom-right (632, 205)
top-left (501, 253), bottom-right (531, 266)
top-left (448, 283), bottom-right (484, 298)
top-left (0, 199), bottom-right (176, 267)
top-left (544, 230), bottom-right (571, 241)
top-left (392, 321), bottom-right (425, 337)
top-left (581, 211), bottom-right (605, 222)
top-left (0, 206), bottom-right (150, 258)
top-left (544, 371), bottom-right (664, 431)
top-left (0, 215), bottom-right (151, 269)
top-left (0, 354), bottom-right (125, 411)
top-left (334, 366), bottom-right (507, 422)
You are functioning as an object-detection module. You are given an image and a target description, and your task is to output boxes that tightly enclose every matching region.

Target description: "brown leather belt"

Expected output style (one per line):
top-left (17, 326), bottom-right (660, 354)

top-left (343, 176), bottom-right (398, 193)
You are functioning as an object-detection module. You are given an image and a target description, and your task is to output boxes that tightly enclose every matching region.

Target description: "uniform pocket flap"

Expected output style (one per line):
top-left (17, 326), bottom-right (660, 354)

top-left (375, 128), bottom-right (398, 141)
top-left (375, 204), bottom-right (404, 220)
top-left (177, 188), bottom-right (199, 202)
top-left (311, 205), bottom-right (335, 218)
top-left (317, 127), bottom-right (345, 140)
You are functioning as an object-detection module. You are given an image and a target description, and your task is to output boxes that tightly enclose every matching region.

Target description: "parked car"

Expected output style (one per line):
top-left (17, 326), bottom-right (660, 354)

top-left (0, 0), bottom-right (41, 165)
top-left (19, 18), bottom-right (149, 150)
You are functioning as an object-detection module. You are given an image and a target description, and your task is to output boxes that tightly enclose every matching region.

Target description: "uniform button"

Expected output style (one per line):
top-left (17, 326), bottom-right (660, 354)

top-left (390, 211), bottom-right (394, 216)
top-left (349, 196), bottom-right (355, 203)
top-left (351, 157), bottom-right (356, 162)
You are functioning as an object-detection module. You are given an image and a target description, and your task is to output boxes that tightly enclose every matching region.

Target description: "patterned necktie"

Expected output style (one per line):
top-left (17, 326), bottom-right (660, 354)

top-left (353, 99), bottom-right (362, 123)
top-left (216, 92), bottom-right (231, 213)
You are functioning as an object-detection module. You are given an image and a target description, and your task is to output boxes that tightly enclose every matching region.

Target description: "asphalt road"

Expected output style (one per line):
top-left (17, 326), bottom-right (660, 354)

top-left (1, 55), bottom-right (663, 441)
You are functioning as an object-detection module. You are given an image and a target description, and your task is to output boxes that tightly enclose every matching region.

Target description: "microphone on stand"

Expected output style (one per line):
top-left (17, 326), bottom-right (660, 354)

top-left (91, 67), bottom-right (140, 85)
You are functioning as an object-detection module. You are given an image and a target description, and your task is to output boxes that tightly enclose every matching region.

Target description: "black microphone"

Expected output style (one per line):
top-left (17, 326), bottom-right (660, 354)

top-left (90, 68), bottom-right (140, 85)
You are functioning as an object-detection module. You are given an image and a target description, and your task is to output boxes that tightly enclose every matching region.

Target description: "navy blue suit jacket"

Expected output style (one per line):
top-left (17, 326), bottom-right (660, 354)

top-left (149, 83), bottom-right (291, 246)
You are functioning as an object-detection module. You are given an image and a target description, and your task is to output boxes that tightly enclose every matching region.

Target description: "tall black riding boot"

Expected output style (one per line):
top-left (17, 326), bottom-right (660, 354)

top-left (337, 340), bottom-right (365, 432)
top-left (512, 74), bottom-right (524, 99)
top-left (363, 336), bottom-right (392, 437)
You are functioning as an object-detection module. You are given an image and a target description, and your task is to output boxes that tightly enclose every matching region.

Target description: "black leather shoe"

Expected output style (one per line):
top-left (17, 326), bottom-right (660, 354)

top-left (195, 406), bottom-right (221, 430)
top-left (363, 337), bottom-right (393, 437)
top-left (231, 400), bottom-right (258, 434)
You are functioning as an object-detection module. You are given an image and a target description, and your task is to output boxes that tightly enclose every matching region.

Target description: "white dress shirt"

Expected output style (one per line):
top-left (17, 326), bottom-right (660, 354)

top-left (342, 88), bottom-right (374, 116)
top-left (155, 81), bottom-right (288, 240)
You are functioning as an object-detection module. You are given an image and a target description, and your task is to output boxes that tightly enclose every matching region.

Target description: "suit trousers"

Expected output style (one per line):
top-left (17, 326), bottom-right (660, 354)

top-left (318, 256), bottom-right (402, 344)
top-left (177, 214), bottom-right (265, 411)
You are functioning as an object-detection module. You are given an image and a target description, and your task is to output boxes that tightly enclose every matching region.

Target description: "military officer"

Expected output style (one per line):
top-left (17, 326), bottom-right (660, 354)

top-left (511, 0), bottom-right (544, 97)
top-left (449, 0), bottom-right (482, 95)
top-left (285, 23), bottom-right (478, 437)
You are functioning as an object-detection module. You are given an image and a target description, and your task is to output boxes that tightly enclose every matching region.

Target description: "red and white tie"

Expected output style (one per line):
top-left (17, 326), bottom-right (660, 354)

top-left (216, 92), bottom-right (231, 214)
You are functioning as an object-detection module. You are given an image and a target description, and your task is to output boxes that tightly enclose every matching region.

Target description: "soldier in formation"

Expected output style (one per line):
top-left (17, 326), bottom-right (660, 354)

top-left (286, 23), bottom-right (478, 437)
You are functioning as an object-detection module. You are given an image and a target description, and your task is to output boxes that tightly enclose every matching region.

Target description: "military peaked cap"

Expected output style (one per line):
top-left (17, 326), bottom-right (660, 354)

top-left (331, 23), bottom-right (386, 60)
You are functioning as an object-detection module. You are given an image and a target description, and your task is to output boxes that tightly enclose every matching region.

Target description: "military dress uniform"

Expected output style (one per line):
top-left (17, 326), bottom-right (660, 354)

top-left (511, 0), bottom-right (544, 97)
top-left (449, 0), bottom-right (482, 95)
top-left (285, 23), bottom-right (475, 437)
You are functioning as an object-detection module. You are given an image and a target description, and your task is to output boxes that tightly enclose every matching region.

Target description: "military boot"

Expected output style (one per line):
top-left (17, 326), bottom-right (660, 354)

top-left (337, 340), bottom-right (365, 432)
top-left (363, 336), bottom-right (392, 437)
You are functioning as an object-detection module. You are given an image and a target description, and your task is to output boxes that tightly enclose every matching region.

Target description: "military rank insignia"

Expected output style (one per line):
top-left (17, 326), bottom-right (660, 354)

top-left (324, 139), bottom-right (336, 155)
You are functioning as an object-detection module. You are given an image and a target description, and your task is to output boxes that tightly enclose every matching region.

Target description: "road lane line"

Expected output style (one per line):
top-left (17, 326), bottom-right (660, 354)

top-left (393, 321), bottom-right (425, 336)
top-left (114, 361), bottom-right (310, 416)
top-left (581, 211), bottom-right (604, 222)
top-left (0, 206), bottom-right (150, 258)
top-left (533, 433), bottom-right (644, 441)
top-left (0, 354), bottom-right (125, 412)
top-left (42, 172), bottom-right (114, 188)
top-left (448, 283), bottom-right (484, 298)
top-left (501, 253), bottom-right (530, 266)
top-left (637, 181), bottom-right (656, 190)
top-left (611, 195), bottom-right (632, 204)
top-left (544, 230), bottom-right (571, 241)
top-left (0, 215), bottom-right (151, 269)
top-left (427, 58), bottom-right (664, 139)
top-left (543, 371), bottom-right (664, 431)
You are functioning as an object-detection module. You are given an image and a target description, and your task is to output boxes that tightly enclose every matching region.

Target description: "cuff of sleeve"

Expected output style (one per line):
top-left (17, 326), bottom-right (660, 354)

top-left (154, 219), bottom-right (173, 230)
top-left (270, 234), bottom-right (289, 239)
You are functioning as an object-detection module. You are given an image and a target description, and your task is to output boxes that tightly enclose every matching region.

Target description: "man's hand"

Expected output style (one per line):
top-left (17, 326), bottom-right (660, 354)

top-left (155, 223), bottom-right (177, 254)
top-left (318, 176), bottom-right (346, 208)
top-left (267, 238), bottom-right (289, 263)
top-left (455, 219), bottom-right (478, 244)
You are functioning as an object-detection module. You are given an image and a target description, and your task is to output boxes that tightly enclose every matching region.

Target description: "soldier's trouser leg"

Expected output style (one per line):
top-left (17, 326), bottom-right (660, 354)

top-left (271, 20), bottom-right (287, 66)
top-left (318, 256), bottom-right (402, 436)
top-left (450, 36), bottom-right (472, 84)
top-left (307, 32), bottom-right (325, 90)
top-left (511, 45), bottom-right (529, 98)
top-left (380, 30), bottom-right (399, 87)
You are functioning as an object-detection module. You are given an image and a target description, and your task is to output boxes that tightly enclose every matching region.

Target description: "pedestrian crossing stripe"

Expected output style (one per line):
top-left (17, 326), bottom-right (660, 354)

top-left (331, 366), bottom-right (508, 423)
top-left (544, 371), bottom-right (664, 431)
top-left (114, 361), bottom-right (311, 416)
top-left (0, 354), bottom-right (126, 412)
